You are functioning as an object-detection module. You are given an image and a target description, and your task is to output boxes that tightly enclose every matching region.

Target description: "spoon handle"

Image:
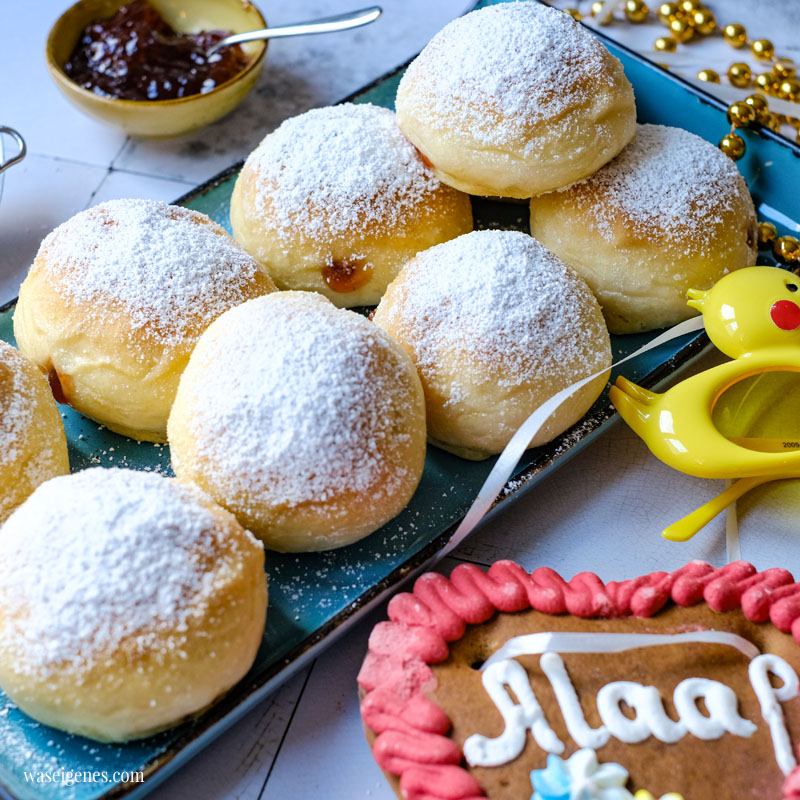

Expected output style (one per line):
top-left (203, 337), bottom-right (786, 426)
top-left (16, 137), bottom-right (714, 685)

top-left (208, 6), bottom-right (383, 56)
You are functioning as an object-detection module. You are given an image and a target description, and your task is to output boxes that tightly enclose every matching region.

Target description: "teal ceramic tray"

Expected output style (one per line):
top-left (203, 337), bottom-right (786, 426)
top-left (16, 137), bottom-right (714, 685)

top-left (1, 2), bottom-right (798, 798)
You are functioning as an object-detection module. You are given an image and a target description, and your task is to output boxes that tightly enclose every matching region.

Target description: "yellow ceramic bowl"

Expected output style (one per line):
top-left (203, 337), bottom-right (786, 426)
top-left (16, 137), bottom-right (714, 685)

top-left (46, 0), bottom-right (267, 138)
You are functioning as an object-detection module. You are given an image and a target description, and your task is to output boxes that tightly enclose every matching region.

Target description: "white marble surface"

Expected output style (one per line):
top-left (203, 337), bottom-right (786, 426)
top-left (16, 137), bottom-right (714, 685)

top-left (2, 2), bottom-right (800, 800)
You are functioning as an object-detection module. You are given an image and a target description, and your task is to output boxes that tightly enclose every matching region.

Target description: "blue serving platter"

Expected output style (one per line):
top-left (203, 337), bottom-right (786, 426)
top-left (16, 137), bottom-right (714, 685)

top-left (1, 2), bottom-right (798, 798)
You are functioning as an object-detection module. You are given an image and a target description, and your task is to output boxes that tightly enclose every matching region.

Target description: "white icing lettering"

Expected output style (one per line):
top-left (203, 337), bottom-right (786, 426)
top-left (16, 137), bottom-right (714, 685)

top-left (673, 678), bottom-right (757, 739)
top-left (540, 652), bottom-right (610, 749)
top-left (463, 659), bottom-right (563, 767)
top-left (465, 630), bottom-right (790, 770)
top-left (467, 634), bottom-right (799, 773)
top-left (749, 654), bottom-right (799, 775)
top-left (597, 681), bottom-right (686, 743)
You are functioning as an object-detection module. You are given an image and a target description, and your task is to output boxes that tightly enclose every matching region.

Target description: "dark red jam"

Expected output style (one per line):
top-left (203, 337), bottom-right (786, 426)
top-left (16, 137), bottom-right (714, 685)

top-left (63, 0), bottom-right (250, 101)
top-left (322, 259), bottom-right (374, 294)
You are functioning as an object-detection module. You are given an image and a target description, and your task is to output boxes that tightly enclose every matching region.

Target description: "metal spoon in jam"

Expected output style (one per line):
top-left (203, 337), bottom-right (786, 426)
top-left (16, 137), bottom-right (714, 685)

top-left (207, 6), bottom-right (382, 57)
top-left (64, 2), bottom-right (383, 102)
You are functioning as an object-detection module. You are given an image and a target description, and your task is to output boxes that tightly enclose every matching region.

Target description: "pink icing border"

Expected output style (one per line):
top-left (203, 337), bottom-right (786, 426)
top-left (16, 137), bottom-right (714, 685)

top-left (357, 559), bottom-right (800, 800)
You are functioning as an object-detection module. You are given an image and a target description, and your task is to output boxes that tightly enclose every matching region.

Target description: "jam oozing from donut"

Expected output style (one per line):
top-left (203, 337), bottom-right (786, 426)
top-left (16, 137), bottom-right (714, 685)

top-left (416, 150), bottom-right (435, 170)
top-left (63, 0), bottom-right (250, 101)
top-left (747, 219), bottom-right (757, 251)
top-left (322, 259), bottom-right (373, 294)
top-left (46, 364), bottom-right (74, 405)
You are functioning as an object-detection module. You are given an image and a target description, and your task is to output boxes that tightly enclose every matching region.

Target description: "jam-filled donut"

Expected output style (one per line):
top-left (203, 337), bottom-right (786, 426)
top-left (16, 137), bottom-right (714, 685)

top-left (0, 468), bottom-right (267, 742)
top-left (395, 2), bottom-right (636, 199)
top-left (0, 341), bottom-right (69, 524)
top-left (372, 230), bottom-right (612, 460)
top-left (229, 103), bottom-right (473, 307)
top-left (529, 124), bottom-right (758, 333)
top-left (13, 199), bottom-right (276, 441)
top-left (167, 291), bottom-right (427, 551)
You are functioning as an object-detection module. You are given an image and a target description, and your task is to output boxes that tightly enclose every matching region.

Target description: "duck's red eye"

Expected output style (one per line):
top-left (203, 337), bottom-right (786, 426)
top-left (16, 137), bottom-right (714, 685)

top-left (771, 300), bottom-right (800, 331)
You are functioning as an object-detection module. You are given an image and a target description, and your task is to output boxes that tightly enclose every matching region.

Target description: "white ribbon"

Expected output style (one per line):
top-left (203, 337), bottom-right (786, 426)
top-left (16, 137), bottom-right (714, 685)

top-left (481, 630), bottom-right (761, 671)
top-left (441, 315), bottom-right (707, 557)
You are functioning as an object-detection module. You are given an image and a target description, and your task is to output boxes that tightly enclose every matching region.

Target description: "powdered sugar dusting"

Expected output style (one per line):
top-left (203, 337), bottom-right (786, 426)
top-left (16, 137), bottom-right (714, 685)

top-left (568, 124), bottom-right (749, 249)
top-left (398, 2), bottom-right (615, 154)
top-left (0, 468), bottom-right (259, 678)
top-left (378, 230), bottom-right (610, 392)
top-left (0, 342), bottom-right (34, 470)
top-left (178, 293), bottom-right (419, 509)
top-left (246, 103), bottom-right (440, 242)
top-left (38, 199), bottom-right (264, 348)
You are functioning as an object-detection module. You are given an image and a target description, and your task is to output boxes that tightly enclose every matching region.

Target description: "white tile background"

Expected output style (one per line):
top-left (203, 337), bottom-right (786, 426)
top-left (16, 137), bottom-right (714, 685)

top-left (2, 1), bottom-right (800, 799)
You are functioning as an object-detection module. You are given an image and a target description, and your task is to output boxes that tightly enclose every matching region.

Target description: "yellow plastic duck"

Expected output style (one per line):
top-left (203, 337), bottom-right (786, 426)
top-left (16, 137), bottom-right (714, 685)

top-left (610, 266), bottom-right (800, 541)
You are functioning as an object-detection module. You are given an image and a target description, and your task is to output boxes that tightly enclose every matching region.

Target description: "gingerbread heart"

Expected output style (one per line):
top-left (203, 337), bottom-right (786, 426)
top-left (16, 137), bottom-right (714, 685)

top-left (358, 560), bottom-right (800, 800)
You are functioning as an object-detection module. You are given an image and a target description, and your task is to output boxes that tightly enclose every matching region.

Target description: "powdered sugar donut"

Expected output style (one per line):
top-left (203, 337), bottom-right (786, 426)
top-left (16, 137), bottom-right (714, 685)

top-left (530, 124), bottom-right (758, 333)
top-left (395, 3), bottom-right (636, 198)
top-left (0, 468), bottom-right (267, 742)
top-left (14, 199), bottom-right (276, 442)
top-left (372, 231), bottom-right (611, 460)
top-left (230, 103), bottom-right (473, 307)
top-left (0, 341), bottom-right (69, 524)
top-left (167, 291), bottom-right (427, 552)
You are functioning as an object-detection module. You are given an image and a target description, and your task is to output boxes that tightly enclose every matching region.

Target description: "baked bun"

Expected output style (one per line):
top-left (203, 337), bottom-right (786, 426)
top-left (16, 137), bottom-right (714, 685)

top-left (395, 3), bottom-right (636, 199)
top-left (230, 103), bottom-right (473, 307)
top-left (372, 230), bottom-right (611, 460)
top-left (530, 124), bottom-right (758, 333)
top-left (14, 199), bottom-right (276, 442)
top-left (0, 341), bottom-right (69, 523)
top-left (0, 468), bottom-right (267, 743)
top-left (168, 291), bottom-right (427, 552)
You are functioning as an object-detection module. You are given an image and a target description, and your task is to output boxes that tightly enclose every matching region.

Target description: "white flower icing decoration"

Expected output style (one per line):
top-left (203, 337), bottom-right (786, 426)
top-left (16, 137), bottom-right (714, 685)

top-left (530, 748), bottom-right (635, 800)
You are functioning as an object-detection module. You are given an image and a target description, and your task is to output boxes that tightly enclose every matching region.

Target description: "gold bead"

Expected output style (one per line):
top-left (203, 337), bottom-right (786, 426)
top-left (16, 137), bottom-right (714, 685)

top-left (669, 16), bottom-right (694, 42)
top-left (654, 36), bottom-right (678, 52)
top-left (766, 113), bottom-right (782, 132)
top-left (751, 39), bottom-right (776, 61)
top-left (691, 9), bottom-right (716, 35)
top-left (625, 0), bottom-right (649, 23)
top-left (744, 93), bottom-right (771, 125)
top-left (723, 23), bottom-right (747, 48)
top-left (727, 101), bottom-right (756, 127)
top-left (755, 72), bottom-right (779, 94)
top-left (697, 69), bottom-right (720, 83)
top-left (757, 222), bottom-right (777, 248)
top-left (563, 7), bottom-right (583, 21)
top-left (591, 0), bottom-right (614, 23)
top-left (658, 2), bottom-right (680, 23)
top-left (774, 236), bottom-right (800, 264)
top-left (773, 60), bottom-right (796, 79)
top-left (727, 62), bottom-right (752, 88)
top-left (779, 78), bottom-right (800, 102)
top-left (719, 133), bottom-right (746, 160)
top-left (678, 0), bottom-right (703, 12)
top-left (788, 117), bottom-right (800, 129)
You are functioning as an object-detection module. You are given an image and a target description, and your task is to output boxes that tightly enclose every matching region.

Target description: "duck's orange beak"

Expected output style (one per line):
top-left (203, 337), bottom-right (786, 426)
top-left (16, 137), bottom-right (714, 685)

top-left (686, 288), bottom-right (708, 312)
